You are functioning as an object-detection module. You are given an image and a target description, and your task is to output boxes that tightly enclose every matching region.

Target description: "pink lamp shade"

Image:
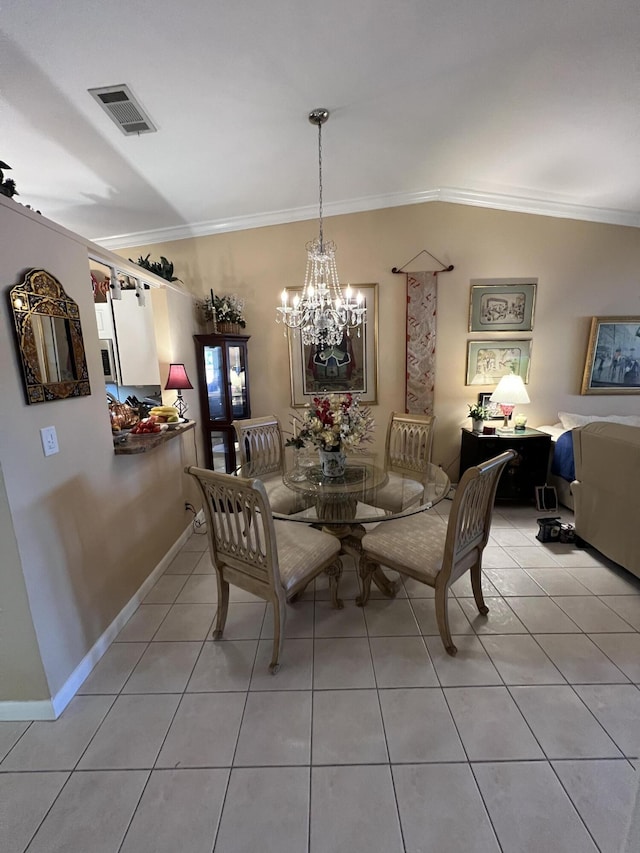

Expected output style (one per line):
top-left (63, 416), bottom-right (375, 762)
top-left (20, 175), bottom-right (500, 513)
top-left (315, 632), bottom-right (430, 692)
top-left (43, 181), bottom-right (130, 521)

top-left (164, 363), bottom-right (193, 391)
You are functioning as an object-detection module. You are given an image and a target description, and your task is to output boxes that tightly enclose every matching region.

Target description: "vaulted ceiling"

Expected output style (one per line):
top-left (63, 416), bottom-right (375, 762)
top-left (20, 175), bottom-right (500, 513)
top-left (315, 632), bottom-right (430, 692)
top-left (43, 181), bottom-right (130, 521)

top-left (2, 0), bottom-right (639, 248)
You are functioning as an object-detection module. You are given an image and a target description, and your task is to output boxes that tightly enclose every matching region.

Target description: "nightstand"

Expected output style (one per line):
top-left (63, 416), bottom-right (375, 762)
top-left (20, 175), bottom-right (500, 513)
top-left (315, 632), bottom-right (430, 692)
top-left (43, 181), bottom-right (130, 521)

top-left (459, 427), bottom-right (552, 502)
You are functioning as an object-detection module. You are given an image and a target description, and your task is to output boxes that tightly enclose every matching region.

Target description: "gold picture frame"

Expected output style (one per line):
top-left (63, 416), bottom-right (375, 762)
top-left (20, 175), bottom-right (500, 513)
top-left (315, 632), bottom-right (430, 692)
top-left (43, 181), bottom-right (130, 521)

top-left (466, 339), bottom-right (532, 385)
top-left (288, 283), bottom-right (378, 406)
top-left (469, 279), bottom-right (537, 332)
top-left (581, 316), bottom-right (640, 394)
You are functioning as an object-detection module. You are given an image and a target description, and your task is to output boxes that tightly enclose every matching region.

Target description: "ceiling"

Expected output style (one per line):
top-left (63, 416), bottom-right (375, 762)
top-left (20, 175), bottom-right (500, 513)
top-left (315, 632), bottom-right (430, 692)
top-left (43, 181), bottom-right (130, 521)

top-left (2, 0), bottom-right (639, 249)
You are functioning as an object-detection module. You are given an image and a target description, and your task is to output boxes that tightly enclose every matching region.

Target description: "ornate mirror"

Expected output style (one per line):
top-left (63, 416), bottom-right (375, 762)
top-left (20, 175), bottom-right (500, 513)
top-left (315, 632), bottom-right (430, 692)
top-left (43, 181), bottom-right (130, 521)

top-left (9, 269), bottom-right (91, 404)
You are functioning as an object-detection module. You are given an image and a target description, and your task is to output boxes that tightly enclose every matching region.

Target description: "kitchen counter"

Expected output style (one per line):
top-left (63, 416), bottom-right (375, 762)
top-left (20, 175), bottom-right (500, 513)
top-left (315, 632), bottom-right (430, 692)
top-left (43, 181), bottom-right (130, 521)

top-left (113, 420), bottom-right (196, 455)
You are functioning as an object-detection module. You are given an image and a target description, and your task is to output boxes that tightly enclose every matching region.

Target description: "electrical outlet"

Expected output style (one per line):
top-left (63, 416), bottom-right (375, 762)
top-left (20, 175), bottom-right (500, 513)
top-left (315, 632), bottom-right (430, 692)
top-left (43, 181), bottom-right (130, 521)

top-left (40, 426), bottom-right (59, 456)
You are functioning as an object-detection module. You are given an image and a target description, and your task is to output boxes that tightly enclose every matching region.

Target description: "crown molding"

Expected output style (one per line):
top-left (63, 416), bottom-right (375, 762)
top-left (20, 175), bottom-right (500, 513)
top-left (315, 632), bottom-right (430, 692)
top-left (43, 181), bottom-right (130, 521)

top-left (94, 186), bottom-right (640, 250)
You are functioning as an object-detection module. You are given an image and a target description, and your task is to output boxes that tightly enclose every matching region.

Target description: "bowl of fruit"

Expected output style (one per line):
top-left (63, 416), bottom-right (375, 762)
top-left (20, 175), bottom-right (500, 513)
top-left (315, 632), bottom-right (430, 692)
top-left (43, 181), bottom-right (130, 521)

top-left (129, 416), bottom-right (164, 436)
top-left (148, 405), bottom-right (183, 428)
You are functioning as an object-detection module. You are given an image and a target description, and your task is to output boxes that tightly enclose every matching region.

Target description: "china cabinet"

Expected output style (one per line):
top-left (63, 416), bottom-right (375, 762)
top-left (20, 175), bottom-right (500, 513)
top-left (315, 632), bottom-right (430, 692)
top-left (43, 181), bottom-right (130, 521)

top-left (193, 333), bottom-right (251, 472)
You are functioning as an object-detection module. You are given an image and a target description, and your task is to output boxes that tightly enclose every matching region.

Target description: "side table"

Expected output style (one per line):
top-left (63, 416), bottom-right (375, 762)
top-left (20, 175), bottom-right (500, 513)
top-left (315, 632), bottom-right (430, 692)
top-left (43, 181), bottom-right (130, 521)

top-left (459, 427), bottom-right (551, 502)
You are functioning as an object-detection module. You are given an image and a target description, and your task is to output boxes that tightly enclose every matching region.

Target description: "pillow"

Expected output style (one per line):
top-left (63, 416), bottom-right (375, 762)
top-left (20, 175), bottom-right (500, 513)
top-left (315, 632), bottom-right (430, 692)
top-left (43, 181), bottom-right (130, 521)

top-left (558, 411), bottom-right (640, 429)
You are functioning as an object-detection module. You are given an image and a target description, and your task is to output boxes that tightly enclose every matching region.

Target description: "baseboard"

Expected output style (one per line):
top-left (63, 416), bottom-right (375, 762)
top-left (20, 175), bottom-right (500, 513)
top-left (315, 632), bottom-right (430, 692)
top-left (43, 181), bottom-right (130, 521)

top-left (0, 519), bottom-right (196, 722)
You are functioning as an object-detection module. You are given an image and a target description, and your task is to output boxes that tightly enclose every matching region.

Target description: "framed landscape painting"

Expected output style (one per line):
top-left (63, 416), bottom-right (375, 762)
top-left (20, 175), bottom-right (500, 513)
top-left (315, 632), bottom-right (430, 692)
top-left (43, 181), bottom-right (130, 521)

top-left (469, 279), bottom-right (537, 332)
top-left (288, 283), bottom-right (378, 407)
top-left (466, 340), bottom-right (532, 385)
top-left (581, 316), bottom-right (640, 394)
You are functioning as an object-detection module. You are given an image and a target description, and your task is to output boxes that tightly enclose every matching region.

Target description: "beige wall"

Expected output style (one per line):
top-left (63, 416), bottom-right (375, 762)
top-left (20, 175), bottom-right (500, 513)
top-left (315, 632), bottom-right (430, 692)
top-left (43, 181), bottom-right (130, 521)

top-left (0, 199), bottom-right (198, 707)
top-left (123, 201), bottom-right (640, 478)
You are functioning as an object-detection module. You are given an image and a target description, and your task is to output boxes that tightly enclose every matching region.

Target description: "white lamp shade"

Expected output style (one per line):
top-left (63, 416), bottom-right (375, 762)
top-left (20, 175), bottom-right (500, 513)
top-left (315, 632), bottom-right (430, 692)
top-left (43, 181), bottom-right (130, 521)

top-left (490, 374), bottom-right (530, 404)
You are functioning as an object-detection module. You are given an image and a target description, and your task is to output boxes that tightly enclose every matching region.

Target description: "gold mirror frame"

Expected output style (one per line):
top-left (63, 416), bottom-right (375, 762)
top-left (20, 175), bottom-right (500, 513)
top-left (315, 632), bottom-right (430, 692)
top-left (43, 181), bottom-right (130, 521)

top-left (9, 269), bottom-right (91, 404)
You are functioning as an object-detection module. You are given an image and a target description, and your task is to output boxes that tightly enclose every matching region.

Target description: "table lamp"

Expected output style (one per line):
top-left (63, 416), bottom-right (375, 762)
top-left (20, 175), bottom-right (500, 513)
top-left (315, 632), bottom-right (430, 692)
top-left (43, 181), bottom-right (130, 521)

top-left (489, 373), bottom-right (530, 430)
top-left (164, 363), bottom-right (193, 419)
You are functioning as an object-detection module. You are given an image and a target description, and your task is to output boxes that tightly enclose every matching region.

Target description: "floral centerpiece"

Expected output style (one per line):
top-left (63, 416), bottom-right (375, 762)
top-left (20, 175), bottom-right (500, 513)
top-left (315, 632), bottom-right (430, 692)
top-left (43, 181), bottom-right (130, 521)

top-left (201, 293), bottom-right (246, 332)
top-left (287, 393), bottom-right (374, 477)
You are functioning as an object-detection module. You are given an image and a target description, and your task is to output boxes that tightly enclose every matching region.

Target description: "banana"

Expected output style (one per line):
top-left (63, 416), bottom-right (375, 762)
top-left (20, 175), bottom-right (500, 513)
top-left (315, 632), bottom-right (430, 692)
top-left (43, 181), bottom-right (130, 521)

top-left (150, 405), bottom-right (179, 415)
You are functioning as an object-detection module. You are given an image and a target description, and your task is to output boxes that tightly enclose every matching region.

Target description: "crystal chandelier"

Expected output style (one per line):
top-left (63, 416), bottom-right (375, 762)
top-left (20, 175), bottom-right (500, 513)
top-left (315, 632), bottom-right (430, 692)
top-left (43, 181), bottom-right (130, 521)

top-left (276, 108), bottom-right (366, 347)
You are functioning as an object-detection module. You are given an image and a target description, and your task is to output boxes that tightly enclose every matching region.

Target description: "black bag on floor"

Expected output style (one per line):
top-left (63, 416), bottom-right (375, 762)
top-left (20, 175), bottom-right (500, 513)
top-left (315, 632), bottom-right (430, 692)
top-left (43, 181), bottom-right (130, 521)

top-left (536, 517), bottom-right (575, 544)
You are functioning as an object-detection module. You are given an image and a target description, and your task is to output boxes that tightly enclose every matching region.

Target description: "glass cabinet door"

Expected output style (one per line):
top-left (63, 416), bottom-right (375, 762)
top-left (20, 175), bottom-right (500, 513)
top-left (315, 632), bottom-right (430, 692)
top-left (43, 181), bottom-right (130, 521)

top-left (227, 344), bottom-right (249, 420)
top-left (204, 344), bottom-right (226, 421)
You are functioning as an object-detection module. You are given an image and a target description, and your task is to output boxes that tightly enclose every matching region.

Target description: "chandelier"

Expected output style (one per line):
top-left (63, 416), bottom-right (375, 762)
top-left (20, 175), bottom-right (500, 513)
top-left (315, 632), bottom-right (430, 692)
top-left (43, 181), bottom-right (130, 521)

top-left (276, 108), bottom-right (366, 347)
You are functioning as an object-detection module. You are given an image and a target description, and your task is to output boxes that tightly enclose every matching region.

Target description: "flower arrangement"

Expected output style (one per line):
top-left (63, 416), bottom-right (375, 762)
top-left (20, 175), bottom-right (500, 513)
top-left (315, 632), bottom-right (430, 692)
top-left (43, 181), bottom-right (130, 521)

top-left (201, 293), bottom-right (246, 327)
top-left (287, 393), bottom-right (375, 451)
top-left (468, 402), bottom-right (489, 421)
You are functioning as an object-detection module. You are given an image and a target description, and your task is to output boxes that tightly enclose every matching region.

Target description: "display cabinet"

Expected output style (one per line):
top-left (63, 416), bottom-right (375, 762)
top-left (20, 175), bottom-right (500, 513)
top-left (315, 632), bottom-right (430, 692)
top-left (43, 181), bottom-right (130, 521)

top-left (194, 333), bottom-right (251, 472)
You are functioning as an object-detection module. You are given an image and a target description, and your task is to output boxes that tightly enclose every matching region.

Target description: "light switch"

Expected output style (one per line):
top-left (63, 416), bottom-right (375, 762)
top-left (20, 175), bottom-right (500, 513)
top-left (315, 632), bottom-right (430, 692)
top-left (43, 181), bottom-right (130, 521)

top-left (40, 426), bottom-right (59, 456)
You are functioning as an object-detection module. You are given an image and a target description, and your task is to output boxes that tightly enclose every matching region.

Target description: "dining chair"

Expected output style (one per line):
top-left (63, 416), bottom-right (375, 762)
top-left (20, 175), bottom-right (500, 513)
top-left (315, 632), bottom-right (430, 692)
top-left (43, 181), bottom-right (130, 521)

top-left (186, 465), bottom-right (343, 673)
top-left (233, 415), bottom-right (305, 515)
top-left (358, 450), bottom-right (515, 655)
top-left (367, 412), bottom-right (436, 513)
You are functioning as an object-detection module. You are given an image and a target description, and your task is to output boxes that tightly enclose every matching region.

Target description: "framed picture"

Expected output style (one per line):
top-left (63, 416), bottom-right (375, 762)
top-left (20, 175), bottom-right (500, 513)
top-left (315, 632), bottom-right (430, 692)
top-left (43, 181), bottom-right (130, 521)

top-left (288, 283), bottom-right (378, 406)
top-left (469, 279), bottom-right (537, 332)
top-left (581, 316), bottom-right (640, 394)
top-left (477, 392), bottom-right (510, 420)
top-left (466, 340), bottom-right (532, 385)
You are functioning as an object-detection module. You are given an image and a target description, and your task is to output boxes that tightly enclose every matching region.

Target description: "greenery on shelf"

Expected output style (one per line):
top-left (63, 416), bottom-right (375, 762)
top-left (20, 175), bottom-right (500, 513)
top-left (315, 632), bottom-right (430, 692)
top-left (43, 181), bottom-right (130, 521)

top-left (129, 254), bottom-right (182, 282)
top-left (468, 402), bottom-right (489, 420)
top-left (201, 293), bottom-right (246, 327)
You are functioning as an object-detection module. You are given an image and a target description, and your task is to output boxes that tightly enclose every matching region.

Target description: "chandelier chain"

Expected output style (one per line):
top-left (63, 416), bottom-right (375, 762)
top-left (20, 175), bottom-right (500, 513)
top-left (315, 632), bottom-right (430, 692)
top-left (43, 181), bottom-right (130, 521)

top-left (318, 119), bottom-right (323, 251)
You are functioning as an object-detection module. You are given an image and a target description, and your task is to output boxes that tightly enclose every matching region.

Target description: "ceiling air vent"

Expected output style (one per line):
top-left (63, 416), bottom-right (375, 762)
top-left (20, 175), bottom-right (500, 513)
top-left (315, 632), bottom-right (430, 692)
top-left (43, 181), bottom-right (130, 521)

top-left (88, 85), bottom-right (157, 135)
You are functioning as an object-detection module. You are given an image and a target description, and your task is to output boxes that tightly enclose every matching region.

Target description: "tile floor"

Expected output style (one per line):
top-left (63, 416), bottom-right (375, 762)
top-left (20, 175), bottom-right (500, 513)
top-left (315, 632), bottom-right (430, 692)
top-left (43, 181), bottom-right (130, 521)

top-left (1, 502), bottom-right (639, 853)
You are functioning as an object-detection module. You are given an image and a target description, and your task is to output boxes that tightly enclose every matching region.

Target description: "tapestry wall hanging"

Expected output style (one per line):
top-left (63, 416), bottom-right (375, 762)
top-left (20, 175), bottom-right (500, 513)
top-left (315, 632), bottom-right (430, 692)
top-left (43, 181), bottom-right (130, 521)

top-left (405, 271), bottom-right (438, 415)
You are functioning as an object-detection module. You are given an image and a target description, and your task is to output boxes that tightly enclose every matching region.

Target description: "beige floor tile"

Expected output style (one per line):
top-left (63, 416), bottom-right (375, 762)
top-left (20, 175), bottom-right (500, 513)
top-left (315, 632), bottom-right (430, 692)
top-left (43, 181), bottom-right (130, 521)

top-left (78, 644), bottom-right (147, 694)
top-left (261, 601), bottom-right (314, 638)
top-left (0, 720), bottom-right (30, 762)
top-left (379, 688), bottom-right (465, 763)
top-left (510, 685), bottom-right (622, 758)
top-left (315, 569), bottom-right (361, 600)
top-left (115, 604), bottom-right (171, 642)
top-left (175, 574), bottom-right (218, 603)
top-left (78, 694), bottom-right (180, 769)
top-left (156, 692), bottom-right (246, 767)
top-left (535, 633), bottom-right (629, 683)
top-left (187, 640), bottom-right (258, 691)
top-left (458, 596), bottom-right (528, 634)
top-left (143, 574), bottom-right (188, 604)
top-left (312, 689), bottom-right (387, 764)
top-left (600, 595), bottom-right (640, 629)
top-left (525, 568), bottom-right (590, 595)
top-left (484, 569), bottom-right (545, 596)
top-left (591, 633), bottom-right (640, 681)
top-left (491, 527), bottom-right (535, 547)
top-left (479, 635), bottom-right (565, 685)
top-left (192, 551), bottom-right (215, 573)
top-left (480, 545), bottom-right (520, 568)
top-left (445, 686), bottom-right (544, 760)
top-left (215, 766), bottom-right (309, 853)
top-left (474, 761), bottom-right (599, 852)
top-left (151, 603), bottom-right (216, 642)
top-left (508, 546), bottom-right (562, 567)
top-left (552, 595), bottom-right (636, 632)
top-left (0, 695), bottom-right (115, 770)
top-left (411, 597), bottom-right (473, 636)
top-left (567, 566), bottom-right (640, 596)
top-left (573, 684), bottom-right (640, 757)
top-left (369, 636), bottom-right (438, 687)
top-left (313, 638), bottom-right (375, 689)
top-left (363, 598), bottom-right (420, 636)
top-left (250, 639), bottom-right (313, 690)
top-left (314, 600), bottom-right (367, 637)
top-left (506, 596), bottom-right (581, 633)
top-left (425, 635), bottom-right (502, 686)
top-left (25, 770), bottom-right (149, 853)
top-left (216, 602), bottom-right (265, 640)
top-left (181, 534), bottom-right (209, 552)
top-left (0, 771), bottom-right (69, 853)
top-left (402, 575), bottom-right (436, 597)
top-left (310, 765), bottom-right (403, 853)
top-left (122, 641), bottom-right (202, 693)
top-left (120, 768), bottom-right (228, 853)
top-left (228, 585), bottom-right (263, 603)
top-left (552, 759), bottom-right (638, 853)
top-left (550, 549), bottom-right (616, 568)
top-left (450, 572), bottom-right (499, 597)
top-left (393, 763), bottom-right (500, 853)
top-left (235, 691), bottom-right (311, 766)
top-left (164, 550), bottom-right (202, 574)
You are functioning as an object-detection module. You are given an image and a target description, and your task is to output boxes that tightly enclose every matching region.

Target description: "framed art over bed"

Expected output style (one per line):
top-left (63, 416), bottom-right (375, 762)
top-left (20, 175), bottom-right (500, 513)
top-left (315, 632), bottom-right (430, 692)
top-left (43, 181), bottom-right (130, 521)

top-left (581, 316), bottom-right (640, 394)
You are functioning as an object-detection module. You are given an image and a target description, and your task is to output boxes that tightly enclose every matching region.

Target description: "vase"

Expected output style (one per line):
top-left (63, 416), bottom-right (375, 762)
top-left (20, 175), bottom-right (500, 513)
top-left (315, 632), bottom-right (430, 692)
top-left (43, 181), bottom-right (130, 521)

top-left (217, 321), bottom-right (242, 335)
top-left (318, 446), bottom-right (347, 478)
top-left (472, 418), bottom-right (484, 433)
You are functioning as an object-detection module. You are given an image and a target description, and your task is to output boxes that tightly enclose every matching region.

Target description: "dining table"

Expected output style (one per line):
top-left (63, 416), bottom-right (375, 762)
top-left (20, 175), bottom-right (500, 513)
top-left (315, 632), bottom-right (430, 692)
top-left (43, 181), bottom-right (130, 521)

top-left (268, 450), bottom-right (451, 599)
